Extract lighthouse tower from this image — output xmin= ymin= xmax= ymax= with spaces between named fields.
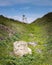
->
xmin=22 ymin=15 xmax=27 ymax=23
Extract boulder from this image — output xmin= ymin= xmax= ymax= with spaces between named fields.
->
xmin=13 ymin=41 xmax=32 ymax=56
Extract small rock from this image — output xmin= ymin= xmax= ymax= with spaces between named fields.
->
xmin=28 ymin=42 xmax=37 ymax=46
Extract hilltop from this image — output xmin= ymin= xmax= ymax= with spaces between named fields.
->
xmin=0 ymin=12 xmax=52 ymax=41
xmin=0 ymin=12 xmax=52 ymax=65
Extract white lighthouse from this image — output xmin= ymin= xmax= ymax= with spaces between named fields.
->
xmin=22 ymin=15 xmax=27 ymax=23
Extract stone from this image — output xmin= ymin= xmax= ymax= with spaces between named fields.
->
xmin=13 ymin=41 xmax=32 ymax=56
xmin=28 ymin=42 xmax=37 ymax=46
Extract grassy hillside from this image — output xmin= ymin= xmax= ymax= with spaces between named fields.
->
xmin=0 ymin=12 xmax=52 ymax=65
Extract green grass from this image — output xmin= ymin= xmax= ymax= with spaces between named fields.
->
xmin=0 ymin=12 xmax=52 ymax=65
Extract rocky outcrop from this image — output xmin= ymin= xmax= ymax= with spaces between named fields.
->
xmin=13 ymin=41 xmax=32 ymax=56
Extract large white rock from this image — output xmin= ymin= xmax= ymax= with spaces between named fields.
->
xmin=13 ymin=41 xmax=32 ymax=56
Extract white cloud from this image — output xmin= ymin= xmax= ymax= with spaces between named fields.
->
xmin=7 ymin=13 xmax=43 ymax=23
xmin=0 ymin=0 xmax=52 ymax=6
xmin=0 ymin=0 xmax=29 ymax=6
xmin=32 ymin=0 xmax=52 ymax=6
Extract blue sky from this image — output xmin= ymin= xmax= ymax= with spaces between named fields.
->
xmin=0 ymin=0 xmax=52 ymax=23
